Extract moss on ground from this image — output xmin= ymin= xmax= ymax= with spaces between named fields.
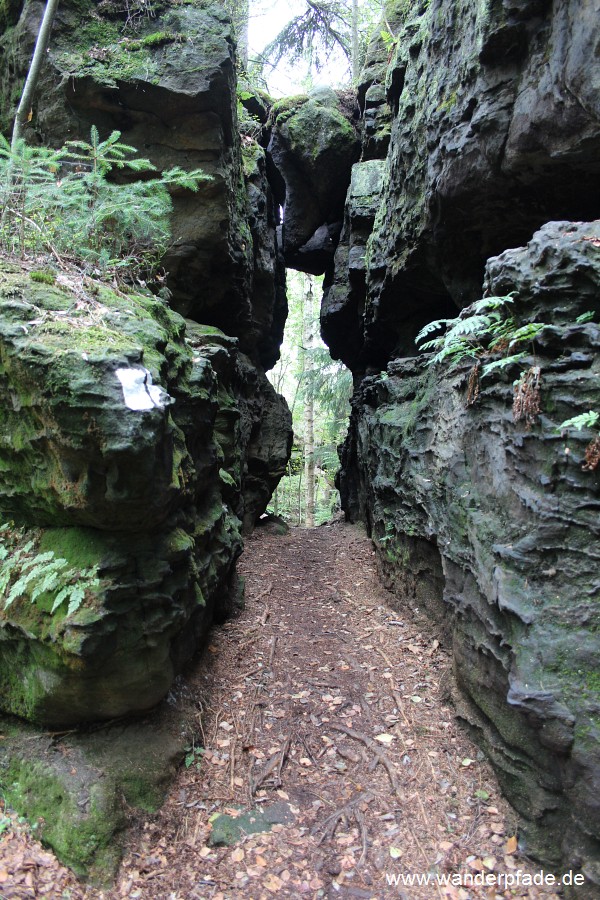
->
xmin=1 ymin=757 xmax=121 ymax=879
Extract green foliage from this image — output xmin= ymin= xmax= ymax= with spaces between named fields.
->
xmin=184 ymin=744 xmax=205 ymax=771
xmin=258 ymin=0 xmax=352 ymax=75
xmin=576 ymin=311 xmax=595 ymax=324
xmin=380 ymin=28 xmax=397 ymax=52
xmin=0 ymin=523 xmax=100 ymax=618
xmin=415 ymin=293 xmax=547 ymax=377
xmin=0 ymin=126 xmax=211 ymax=278
xmin=268 ymin=271 xmax=352 ymax=526
xmin=29 ymin=269 xmax=56 ymax=285
xmin=558 ymin=411 xmax=599 ymax=432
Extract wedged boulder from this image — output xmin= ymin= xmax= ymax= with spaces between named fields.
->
xmin=268 ymin=87 xmax=360 ymax=275
xmin=339 ymin=221 xmax=600 ymax=888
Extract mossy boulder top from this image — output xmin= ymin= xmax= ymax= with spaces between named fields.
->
xmin=269 ymin=89 xmax=360 ymax=274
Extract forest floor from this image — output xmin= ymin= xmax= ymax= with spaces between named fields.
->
xmin=1 ymin=522 xmax=561 ymax=899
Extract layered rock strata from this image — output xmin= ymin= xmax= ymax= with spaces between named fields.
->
xmin=340 ymin=223 xmax=600 ymax=885
xmin=324 ymin=0 xmax=600 ymax=370
xmin=0 ymin=266 xmax=290 ymax=725
xmin=0 ymin=0 xmax=292 ymax=726
xmin=326 ymin=0 xmax=600 ymax=888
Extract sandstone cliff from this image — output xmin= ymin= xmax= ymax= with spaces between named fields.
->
xmin=327 ymin=0 xmax=600 ymax=889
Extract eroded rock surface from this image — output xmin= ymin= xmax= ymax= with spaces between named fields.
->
xmin=325 ymin=0 xmax=600 ymax=371
xmin=340 ymin=223 xmax=600 ymax=885
xmin=0 ymin=266 xmax=290 ymax=725
xmin=0 ymin=0 xmax=286 ymax=369
xmin=325 ymin=0 xmax=600 ymax=888
xmin=0 ymin=0 xmax=292 ymax=732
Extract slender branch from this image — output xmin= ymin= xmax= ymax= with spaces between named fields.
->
xmin=12 ymin=0 xmax=61 ymax=151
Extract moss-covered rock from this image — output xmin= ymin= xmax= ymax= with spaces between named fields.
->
xmin=0 ymin=0 xmax=287 ymax=369
xmin=269 ymin=88 xmax=360 ymax=275
xmin=0 ymin=266 xmax=243 ymax=725
xmin=0 ymin=269 xmax=201 ymax=529
xmin=0 ymin=695 xmax=198 ymax=882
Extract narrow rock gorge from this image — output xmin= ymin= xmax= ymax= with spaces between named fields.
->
xmin=0 ymin=0 xmax=599 ymax=891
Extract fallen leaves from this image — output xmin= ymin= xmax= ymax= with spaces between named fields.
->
xmin=3 ymin=524 xmax=552 ymax=900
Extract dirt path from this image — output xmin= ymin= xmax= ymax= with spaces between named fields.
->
xmin=1 ymin=522 xmax=558 ymax=899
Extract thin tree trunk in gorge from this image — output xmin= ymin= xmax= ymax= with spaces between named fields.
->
xmin=11 ymin=0 xmax=60 ymax=151
xmin=351 ymin=0 xmax=359 ymax=82
xmin=303 ymin=277 xmax=315 ymax=529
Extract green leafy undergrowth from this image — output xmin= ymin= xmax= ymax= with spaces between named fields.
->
xmin=0 ymin=125 xmax=211 ymax=279
xmin=0 ymin=524 xmax=100 ymax=617
xmin=415 ymin=293 xmax=546 ymax=377
xmin=416 ymin=297 xmax=598 ymax=447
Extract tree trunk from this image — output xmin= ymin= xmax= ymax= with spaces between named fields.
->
xmin=11 ymin=0 xmax=60 ymax=151
xmin=226 ymin=0 xmax=249 ymax=69
xmin=238 ymin=0 xmax=250 ymax=68
xmin=303 ymin=277 xmax=315 ymax=528
xmin=351 ymin=0 xmax=359 ymax=82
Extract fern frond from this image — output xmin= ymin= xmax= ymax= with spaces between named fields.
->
xmin=507 ymin=322 xmax=545 ymax=348
xmin=51 ymin=585 xmax=71 ymax=613
xmin=415 ymin=318 xmax=453 ymax=346
xmin=20 ymin=551 xmax=55 ymax=572
xmin=449 ymin=313 xmax=500 ymax=339
xmin=66 ymin=584 xmax=86 ymax=616
xmin=558 ymin=411 xmax=599 ymax=432
xmin=481 ymin=353 xmax=526 ymax=377
xmin=470 ymin=292 xmax=517 ymax=313
xmin=418 ymin=336 xmax=446 ymax=351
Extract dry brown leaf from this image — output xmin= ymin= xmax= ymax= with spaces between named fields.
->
xmin=505 ymin=834 xmax=518 ymax=854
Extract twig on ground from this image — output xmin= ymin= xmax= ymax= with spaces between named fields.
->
xmin=268 ymin=635 xmax=278 ymax=667
xmin=355 ymin=806 xmax=368 ymax=866
xmin=250 ymin=736 xmax=291 ymax=795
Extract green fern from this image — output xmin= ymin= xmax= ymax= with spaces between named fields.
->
xmin=415 ymin=294 xmax=544 ymax=373
xmin=558 ymin=411 xmax=599 ymax=432
xmin=0 ymin=524 xmax=100 ymax=617
xmin=481 ymin=353 xmax=527 ymax=377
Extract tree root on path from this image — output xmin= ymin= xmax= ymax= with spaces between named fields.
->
xmin=329 ymin=723 xmax=403 ymax=799
xmin=311 ymin=791 xmax=373 ymax=864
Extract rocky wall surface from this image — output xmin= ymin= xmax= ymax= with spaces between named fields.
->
xmin=324 ymin=0 xmax=600 ymax=371
xmin=0 ymin=265 xmax=290 ymax=725
xmin=0 ymin=0 xmax=287 ymax=369
xmin=326 ymin=0 xmax=600 ymax=890
xmin=340 ymin=223 xmax=600 ymax=887
xmin=0 ymin=0 xmax=293 ymax=723
xmin=0 ymin=0 xmax=295 ymax=877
